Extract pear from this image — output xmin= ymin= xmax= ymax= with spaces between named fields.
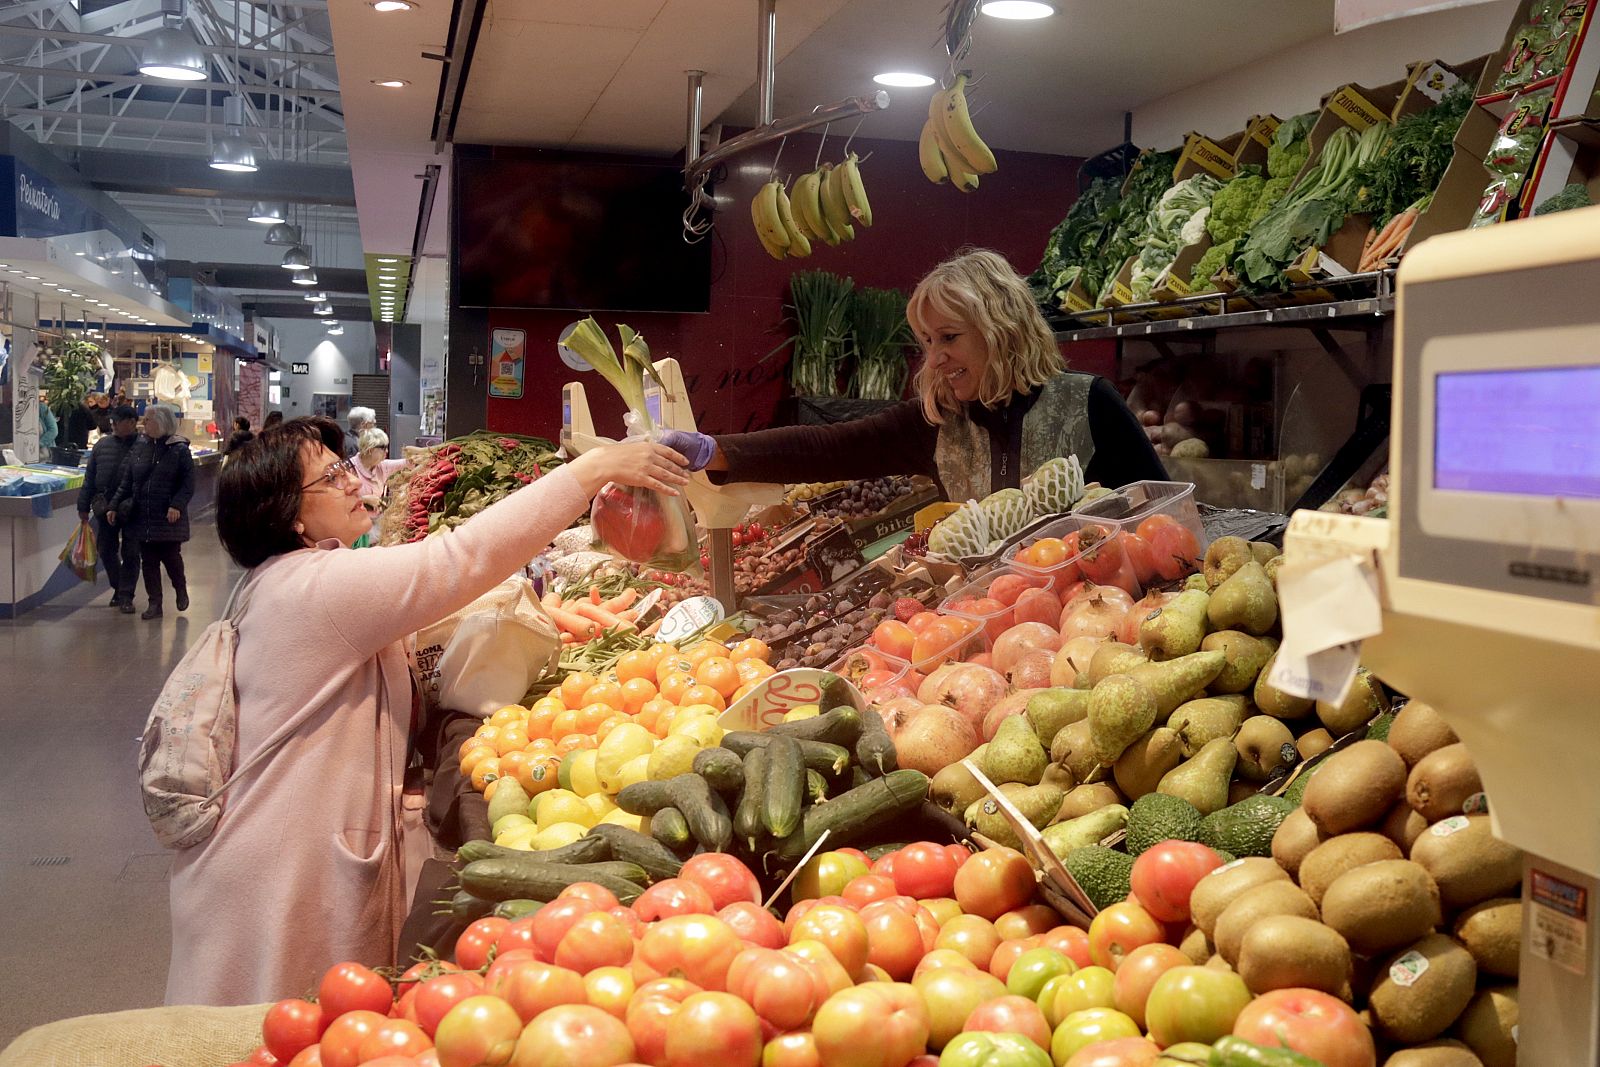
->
xmin=968 ymin=781 xmax=1064 ymax=849
xmin=1263 ymin=554 xmax=1285 ymax=589
xmin=1087 ymin=642 xmax=1147 ymax=686
xmin=1184 ymin=572 xmax=1210 ymax=592
xmin=1056 ymin=782 xmax=1125 ymax=821
xmin=1041 ymin=761 xmax=1076 ymax=792
xmin=1169 ymin=694 xmax=1250 ymax=756
xmin=1027 ymin=688 xmax=1091 ymax=747
xmin=1315 ymin=667 xmax=1386 ymax=735
xmin=931 ymin=760 xmax=986 ymax=814
xmin=1255 ymin=650 xmax=1314 ymax=719
xmin=1157 ymin=737 xmax=1238 ymax=815
xmin=1089 ymin=673 xmax=1159 ymax=764
xmin=1207 ymin=560 xmax=1278 ymax=636
xmin=1139 ymin=588 xmax=1211 ymax=660
xmin=984 ymin=715 xmax=1048 ymax=786
xmin=1042 ymin=803 xmax=1129 ymax=858
xmin=1128 ymin=649 xmax=1228 ymax=716
xmin=1114 ymin=726 xmax=1184 ymax=799
xmin=1050 ymin=718 xmax=1100 ymax=783
xmin=1201 ymin=630 xmax=1278 ymax=695
xmin=1235 ymin=715 xmax=1297 ymax=781
xmin=1204 ymin=536 xmax=1254 ymax=589
xmin=1250 ymin=541 xmax=1281 ymax=564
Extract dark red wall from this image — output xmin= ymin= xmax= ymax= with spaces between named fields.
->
xmin=472 ymin=130 xmax=1101 ymax=442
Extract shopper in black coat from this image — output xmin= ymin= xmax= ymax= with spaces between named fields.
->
xmin=108 ymin=404 xmax=195 ymax=619
xmin=76 ymin=405 xmax=141 ymax=611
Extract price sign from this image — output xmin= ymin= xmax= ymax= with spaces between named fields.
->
xmin=719 ymin=669 xmax=864 ymax=732
xmin=657 ymin=595 xmax=725 ymax=644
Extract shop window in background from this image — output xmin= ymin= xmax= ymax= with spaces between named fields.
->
xmin=313 ymin=393 xmax=351 ymax=422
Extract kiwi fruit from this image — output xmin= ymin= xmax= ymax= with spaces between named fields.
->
xmin=1205 ymin=953 xmax=1235 ymax=972
xmin=1177 ymin=925 xmax=1212 ymax=965
xmin=1237 ymin=914 xmax=1351 ymax=996
xmin=1298 ymin=832 xmax=1404 ymax=906
xmin=1321 ymin=859 xmax=1442 ymax=957
xmin=1296 ymin=727 xmax=1335 ymax=760
xmin=1382 ymin=1039 xmax=1485 ymax=1066
xmin=1056 ymin=781 xmax=1123 ymax=821
xmin=1270 ymin=807 xmax=1328 ymax=879
xmin=1303 ymin=739 xmax=1408 ymax=834
xmin=1452 ymin=898 xmax=1521 ymax=978
xmin=1214 ymin=880 xmax=1320 ymax=965
xmin=1380 ymin=800 xmax=1430 ymax=854
xmin=1388 ymin=700 xmax=1458 ymax=768
xmin=1455 ymin=984 xmax=1517 ymax=1067
xmin=1190 ymin=856 xmax=1290 ymax=937
xmin=1316 ymin=667 xmax=1386 ymax=735
xmin=1369 ymin=933 xmax=1478 ymax=1044
xmin=1406 ymin=743 xmax=1483 ymax=822
xmin=1410 ymin=815 xmax=1523 ymax=910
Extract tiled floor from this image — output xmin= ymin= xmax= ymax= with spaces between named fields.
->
xmin=0 ymin=522 xmax=242 ymax=1045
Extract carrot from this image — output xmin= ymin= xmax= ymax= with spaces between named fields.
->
xmin=617 ymin=608 xmax=640 ymax=623
xmin=541 ymin=591 xmax=563 ymax=611
xmin=573 ymin=601 xmax=628 ymax=629
xmin=1365 ymin=207 xmax=1418 ymax=268
xmin=1360 ymin=223 xmax=1379 ymax=266
xmin=589 ymin=587 xmax=603 ymax=605
xmin=600 ymin=588 xmax=639 ymax=613
xmin=560 ymin=632 xmax=576 ymax=644
xmin=642 ymin=618 xmax=663 ymax=637
xmin=546 ymin=605 xmax=599 ymax=639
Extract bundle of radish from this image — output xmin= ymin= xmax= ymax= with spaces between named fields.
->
xmin=560 ymin=317 xmax=699 ymax=572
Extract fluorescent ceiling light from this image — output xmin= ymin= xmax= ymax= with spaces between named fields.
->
xmin=979 ymin=0 xmax=1054 ymax=17
xmin=313 ymin=304 xmax=333 ymax=316
xmin=303 ymin=291 xmax=328 ymax=301
xmin=138 ymin=25 xmax=207 ymax=81
xmin=376 ymin=256 xmax=399 ymax=263
xmin=247 ymin=201 xmax=287 ymax=224
xmin=372 ymin=79 xmax=409 ymax=88
xmin=872 ymin=72 xmax=935 ymax=88
xmin=328 ymin=326 xmax=344 ymax=335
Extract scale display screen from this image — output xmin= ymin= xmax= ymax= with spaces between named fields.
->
xmin=1435 ymin=365 xmax=1600 ymax=498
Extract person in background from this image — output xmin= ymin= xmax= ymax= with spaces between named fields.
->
xmin=666 ymin=248 xmax=1163 ymax=499
xmin=343 ymin=406 xmax=377 ymax=459
xmin=90 ymin=393 xmax=114 ymax=435
xmin=108 ymin=403 xmax=195 ymax=620
xmin=262 ymin=411 xmax=284 ymax=431
xmin=225 ymin=416 xmax=254 ymax=455
xmin=38 ymin=394 xmax=58 ymax=452
xmin=78 ymin=405 xmax=142 ymax=612
xmin=353 ymin=427 xmax=406 ymax=545
xmin=65 ymin=394 xmax=103 ymax=449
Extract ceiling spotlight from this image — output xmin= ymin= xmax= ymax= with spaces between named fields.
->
xmin=372 ymin=79 xmax=409 ymax=88
xmin=265 ymin=222 xmax=302 ymax=246
xmin=303 ymin=290 xmax=328 ymax=301
xmin=247 ymin=201 xmax=287 ymax=224
xmin=328 ymin=325 xmax=344 ymax=335
xmin=376 ymin=256 xmax=399 ymax=263
xmin=378 ymin=281 xmax=396 ymax=288
xmin=281 ymin=244 xmax=312 ymax=269
xmin=872 ymin=72 xmax=936 ymax=88
xmin=979 ymin=0 xmax=1055 ymax=17
xmin=326 ymin=320 xmax=341 ymax=327
xmin=369 ymin=0 xmax=416 ymax=9
xmin=209 ymin=95 xmax=257 ymax=172
xmin=138 ymin=0 xmax=207 ymax=83
xmin=291 ymin=268 xmax=319 ymax=286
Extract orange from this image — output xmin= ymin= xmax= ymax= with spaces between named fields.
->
xmin=730 ymin=638 xmax=771 ymax=664
xmin=680 ymin=684 xmax=727 ymax=712
xmin=578 ymin=701 xmax=615 ymax=731
xmin=526 ymin=707 xmax=557 ymax=740
xmin=658 ymin=671 xmax=696 ymax=705
xmin=1020 ymin=536 xmax=1069 ymax=569
xmin=584 ymin=681 xmax=627 ymax=713
xmin=683 ymin=641 xmax=730 ymax=668
xmin=615 ymin=649 xmax=658 ymax=684
xmin=488 ymin=705 xmax=525 ymax=727
xmin=460 ymin=745 xmax=497 ymax=777
xmin=469 ymin=756 xmax=502 ymax=792
xmin=654 ymin=707 xmax=678 ymax=737
xmin=694 ymin=657 xmax=740 ymax=699
xmin=732 ymin=682 xmax=757 ymax=703
xmin=620 ymin=677 xmax=658 ymax=715
xmin=595 ymin=714 xmax=629 ymax=741
xmin=559 ymin=671 xmax=600 ymax=709
xmin=736 ymin=659 xmax=775 ymax=685
xmin=655 ymin=655 xmax=695 ymax=685
xmin=636 ymin=697 xmax=672 ymax=733
xmin=493 ymin=726 xmax=530 ymax=757
xmin=525 ymin=737 xmax=556 ymax=755
xmin=459 ymin=736 xmax=494 ymax=761
xmin=551 ymin=707 xmax=583 ymax=740
xmin=473 ymin=724 xmax=503 ymax=747
xmin=530 ymin=695 xmax=567 ymax=718
xmin=522 ymin=754 xmax=560 ymax=795
xmin=556 ymin=733 xmax=594 ymax=756
xmin=499 ymin=750 xmax=534 ymax=788
xmin=647 ymin=642 xmax=678 ymax=663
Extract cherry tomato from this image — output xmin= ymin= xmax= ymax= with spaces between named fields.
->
xmin=262 ymin=999 xmax=324 ymax=1062
xmin=317 ymin=962 xmax=393 ymax=1019
xmin=453 ymin=917 xmax=509 ymax=970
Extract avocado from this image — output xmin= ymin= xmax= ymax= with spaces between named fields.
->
xmin=1366 ymin=710 xmax=1397 ymax=741
xmin=1063 ymin=844 xmax=1135 ymax=911
xmin=1124 ymin=791 xmax=1204 ymax=856
xmin=1198 ymin=794 xmax=1295 ymax=858
xmin=1282 ymin=759 xmax=1322 ymax=806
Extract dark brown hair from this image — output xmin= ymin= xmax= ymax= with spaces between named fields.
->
xmin=216 ymin=416 xmax=345 ymax=568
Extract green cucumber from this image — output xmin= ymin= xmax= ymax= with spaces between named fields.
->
xmin=854 ymin=707 xmax=898 ymax=777
xmin=619 ymin=775 xmax=732 ymax=853
xmin=762 ymin=735 xmax=805 ymax=839
xmin=720 ymin=731 xmax=851 ymax=776
xmin=491 ymin=898 xmax=544 ymax=920
xmin=459 ymin=858 xmax=647 ymax=903
xmin=615 ymin=779 xmax=678 ymax=817
xmin=1209 ymin=1037 xmax=1326 ymax=1067
xmin=445 ymin=888 xmax=495 ymax=921
xmin=735 ymin=746 xmax=769 ymax=850
xmin=586 ymin=823 xmax=685 ymax=882
xmin=455 ymin=835 xmax=609 ymax=866
xmin=819 ymin=672 xmax=854 ymax=713
xmin=776 ymin=769 xmax=931 ymax=861
xmin=649 ymin=806 xmax=693 ymax=854
xmin=864 ymin=841 xmax=907 ymax=861
xmin=805 ymin=768 xmax=829 ymax=805
xmin=765 ymin=705 xmax=864 ymax=747
xmin=705 ymin=787 xmax=734 ymax=853
xmin=692 ymin=747 xmax=745 ymax=793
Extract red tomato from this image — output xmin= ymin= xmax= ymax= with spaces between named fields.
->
xmin=559 ymin=882 xmax=622 ymax=910
xmin=411 ymin=973 xmax=484 ymax=1039
xmin=726 ymin=946 xmax=828 ymax=1030
xmin=317 ymin=1010 xmax=387 ymax=1067
xmin=633 ymin=877 xmax=716 ymax=921
xmin=890 ymin=843 xmax=960 ymax=900
xmin=1088 ymin=900 xmax=1168 ymax=972
xmin=433 ymin=995 xmax=522 ymax=1067
xmin=608 ymin=905 xmax=644 ymax=938
xmin=359 ymin=1058 xmax=421 ymax=1067
xmin=318 ymin=963 xmax=393 ymax=1020
xmin=952 ymin=847 xmax=1037 ymax=920
xmin=843 ymin=873 xmax=900 ymax=908
xmin=1112 ymin=943 xmax=1192 ymax=1030
xmin=396 ymin=961 xmax=460 ymax=997
xmin=262 ymin=999 xmax=324 ymax=1062
xmin=993 ymin=904 xmax=1059 ymax=941
xmin=357 ymin=1020 xmax=433 ymax=1063
xmin=859 ymin=900 xmax=928 ymax=980
xmin=679 ymin=854 xmax=762 ymax=911
xmin=286 ymin=1048 xmax=323 ymax=1067
xmin=783 ymin=940 xmax=856 ymax=999
xmin=961 ymin=994 xmax=1053 ymax=1052
xmin=933 ymin=915 xmax=1001 ymax=969
xmin=453 ymin=918 xmax=509 ymax=971
xmin=717 ymin=901 xmax=786 ymax=949
xmin=553 ymin=910 xmax=636 ymax=973
xmin=636 ymin=914 xmax=743 ymax=991
xmin=1129 ymin=840 xmax=1225 ymax=924
xmin=247 ymin=1046 xmax=280 ymax=1066
xmin=583 ymin=965 xmax=635 ymax=1019
xmin=495 ymin=916 xmax=540 ymax=957
xmin=788 ymin=904 xmax=870 ymax=978
xmin=811 ymin=983 xmax=930 ymax=1067
xmin=624 ymin=978 xmax=702 ymax=1066
xmin=835 ymin=848 xmax=870 ymax=865
xmin=986 ymin=935 xmax=1042 ymax=982
xmin=662 ymin=992 xmax=764 ymax=1067
xmin=530 ymin=897 xmax=601 ymax=961
xmin=509 ymin=1004 xmax=636 ymax=1067
xmin=762 ymin=1031 xmax=822 ymax=1067
xmin=1039 ymin=925 xmax=1093 ymax=969
xmin=1230 ymin=988 xmax=1375 ymax=1067
xmin=943 ymin=844 xmax=972 ymax=869
xmin=870 ymin=853 xmax=897 ymax=878
xmin=483 ymin=958 xmax=587 ymax=1024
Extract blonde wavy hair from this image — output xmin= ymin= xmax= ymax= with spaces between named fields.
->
xmin=908 ymin=247 xmax=1063 ymax=423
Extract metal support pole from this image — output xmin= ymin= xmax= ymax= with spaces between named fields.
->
xmin=709 ymin=527 xmax=738 ymax=614
xmin=756 ymin=0 xmax=776 ymax=126
xmin=685 ymin=70 xmax=704 ymax=167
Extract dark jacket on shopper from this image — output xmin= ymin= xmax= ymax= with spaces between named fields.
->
xmin=76 ymin=432 xmax=137 ymax=520
xmin=110 ymin=434 xmax=195 ymax=542
xmin=224 ymin=429 xmax=254 ymax=455
xmin=65 ymin=405 xmax=97 ymax=449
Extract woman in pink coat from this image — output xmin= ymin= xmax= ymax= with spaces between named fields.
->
xmin=166 ymin=416 xmax=688 ymax=1005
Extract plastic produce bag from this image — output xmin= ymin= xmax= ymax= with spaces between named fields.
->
xmin=589 ymin=413 xmax=699 ymax=571
xmin=409 ymin=576 xmax=561 ymax=718
xmin=59 ymin=519 xmax=96 ymax=582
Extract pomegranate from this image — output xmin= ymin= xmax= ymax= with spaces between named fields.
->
xmin=1051 ymin=636 xmax=1104 ymax=687
xmin=917 ymin=663 xmax=962 ymax=704
xmin=894 ymin=705 xmax=980 ymax=774
xmin=1117 ymin=590 xmax=1179 ymax=646
xmin=877 ymin=697 xmax=925 ymax=738
xmin=922 ymin=663 xmax=1009 ymax=727
xmin=1008 ymin=649 xmax=1054 ymax=691
xmin=981 ymin=688 xmax=1044 ymax=741
xmin=991 ymin=622 xmax=1063 ymax=675
xmin=1060 ymin=586 xmax=1136 ymax=641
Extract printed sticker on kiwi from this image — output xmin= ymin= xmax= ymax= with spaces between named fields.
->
xmin=1463 ymin=792 xmax=1490 ymax=815
xmin=1213 ymin=858 xmax=1247 ymax=876
xmin=1432 ymin=815 xmax=1471 ymax=837
xmin=1388 ymin=950 xmax=1430 ymax=987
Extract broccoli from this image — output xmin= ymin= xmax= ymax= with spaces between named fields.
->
xmin=1533 ymin=182 xmax=1593 ymax=215
xmin=1188 ymin=239 xmax=1238 ymax=292
xmin=1268 ymin=112 xmax=1316 ymax=180
xmin=1207 ymin=168 xmax=1267 ymax=244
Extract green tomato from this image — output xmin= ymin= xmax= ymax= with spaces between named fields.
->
xmin=1006 ymin=947 xmax=1075 ymax=1002
xmin=939 ymin=1031 xmax=1053 ymax=1067
xmin=792 ymin=850 xmax=871 ymax=904
xmin=1047 ymin=965 xmax=1116 ymax=1023
xmin=1050 ymin=1007 xmax=1140 ymax=1065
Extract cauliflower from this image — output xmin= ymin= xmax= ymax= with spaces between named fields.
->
xmin=1207 ymin=170 xmax=1266 ymax=244
xmin=1180 ymin=206 xmax=1212 ymax=246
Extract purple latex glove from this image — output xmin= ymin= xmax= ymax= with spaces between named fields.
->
xmin=657 ymin=428 xmax=716 ymax=472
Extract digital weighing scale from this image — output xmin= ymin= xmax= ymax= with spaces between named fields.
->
xmin=1283 ymin=208 xmax=1600 ymax=1063
xmin=562 ymin=356 xmax=782 ymax=612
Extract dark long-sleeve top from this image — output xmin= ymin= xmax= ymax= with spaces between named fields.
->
xmin=76 ymin=432 xmax=136 ymax=517
xmin=716 ymin=377 xmax=1165 ymax=494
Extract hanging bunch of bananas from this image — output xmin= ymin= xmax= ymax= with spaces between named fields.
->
xmin=751 ymin=155 xmax=872 ymax=260
xmin=920 ymin=73 xmax=997 ymax=192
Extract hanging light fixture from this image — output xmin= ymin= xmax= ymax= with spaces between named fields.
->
xmin=265 ymin=222 xmax=300 ymax=246
xmin=327 ymin=325 xmax=344 ymax=335
xmin=247 ymin=202 xmax=287 ymax=224
xmin=281 ymin=244 xmax=312 ymax=270
xmin=302 ymin=290 xmax=328 ymax=301
xmin=291 ymin=267 xmax=319 ymax=286
xmin=139 ymin=0 xmax=206 ymax=81
xmin=210 ymin=94 xmax=258 ymax=172
xmin=313 ymin=303 xmax=333 ymax=316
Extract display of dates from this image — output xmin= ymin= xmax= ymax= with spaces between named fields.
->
xmin=805 ymin=475 xmax=917 ymax=521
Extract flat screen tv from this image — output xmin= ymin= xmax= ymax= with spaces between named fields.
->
xmin=454 ymin=155 xmax=711 ymax=313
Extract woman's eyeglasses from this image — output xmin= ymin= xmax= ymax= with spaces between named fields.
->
xmin=302 ymin=456 xmax=360 ymax=492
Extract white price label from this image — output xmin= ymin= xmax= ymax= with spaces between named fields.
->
xmin=1388 ymin=950 xmax=1429 ymax=987
xmin=656 ymin=595 xmax=724 ymax=644
xmin=1266 ymin=641 xmax=1362 ymax=705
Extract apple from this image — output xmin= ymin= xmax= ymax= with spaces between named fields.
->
xmin=1087 ymin=900 xmax=1166 ymax=971
xmin=1231 ymin=989 xmax=1376 ymax=1067
xmin=1142 ymin=966 xmax=1253 ymax=1047
xmin=1111 ymin=943 xmax=1190 ymax=1031
xmin=1050 ymin=1008 xmax=1141 ymax=1064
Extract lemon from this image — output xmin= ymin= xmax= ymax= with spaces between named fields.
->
xmin=616 ymin=753 xmax=652 ymax=791
xmin=600 ymin=808 xmax=645 ymax=832
xmin=674 ymin=716 xmax=723 ymax=748
xmin=647 ymin=734 xmax=701 ymax=780
xmin=585 ymin=792 xmax=617 ymax=820
xmin=674 ymin=703 xmax=721 ymax=724
xmin=535 ymin=789 xmax=594 ymax=829
xmin=784 ymin=703 xmax=821 ymax=722
xmin=596 ymin=723 xmax=655 ymax=792
xmin=496 ymin=823 xmax=540 ymax=850
xmin=566 ymin=749 xmax=603 ymax=797
xmin=491 ymin=812 xmax=534 ymax=840
xmin=532 ymin=821 xmax=589 ymax=850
